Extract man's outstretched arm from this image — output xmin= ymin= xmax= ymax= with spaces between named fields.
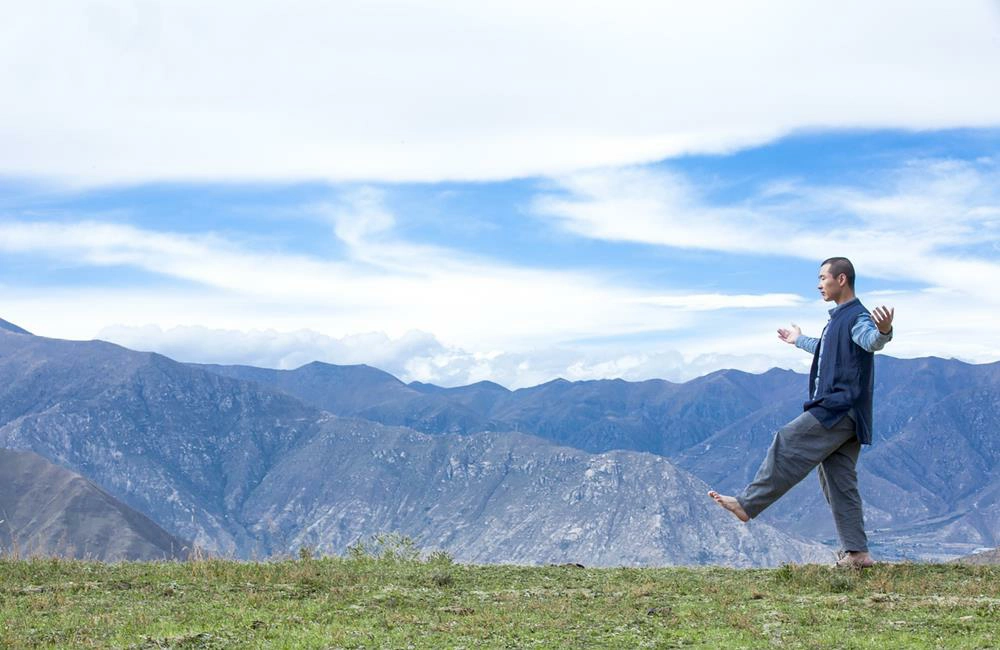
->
xmin=852 ymin=305 xmax=894 ymax=352
xmin=795 ymin=335 xmax=819 ymax=354
xmin=778 ymin=323 xmax=819 ymax=354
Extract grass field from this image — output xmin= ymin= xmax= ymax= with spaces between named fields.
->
xmin=1 ymin=539 xmax=997 ymax=649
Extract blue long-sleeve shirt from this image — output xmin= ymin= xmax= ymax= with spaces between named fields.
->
xmin=795 ymin=300 xmax=893 ymax=399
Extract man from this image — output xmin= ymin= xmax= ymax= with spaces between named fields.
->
xmin=708 ymin=257 xmax=894 ymax=568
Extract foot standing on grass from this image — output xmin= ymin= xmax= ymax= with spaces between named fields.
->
xmin=708 ymin=257 xmax=894 ymax=568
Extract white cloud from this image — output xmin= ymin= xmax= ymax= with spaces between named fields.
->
xmin=636 ymin=294 xmax=806 ymax=311
xmin=533 ymin=159 xmax=1000 ymax=299
xmin=2 ymin=1 xmax=999 ymax=185
xmin=6 ymin=279 xmax=994 ymax=389
xmin=0 ymin=187 xmax=803 ymax=357
xmin=535 ymin=168 xmax=769 ymax=252
xmin=4 ymin=156 xmax=1000 ymax=386
xmin=91 ymin=322 xmax=803 ymax=388
xmin=327 ymin=187 xmax=397 ymax=247
xmin=523 ymin=157 xmax=1000 ymax=374
xmin=0 ymin=219 xmax=357 ymax=297
xmin=96 ymin=323 xmax=448 ymax=374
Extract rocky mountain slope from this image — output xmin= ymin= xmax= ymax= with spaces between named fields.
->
xmin=0 ymin=328 xmax=327 ymax=554
xmin=240 ymin=420 xmax=827 ymax=566
xmin=4 ymin=317 xmax=995 ymax=562
xmin=0 ymin=325 xmax=825 ymax=566
xmin=197 ymin=361 xmax=803 ymax=456
xmin=198 ymin=353 xmax=1000 ymax=560
xmin=0 ymin=448 xmax=189 ymax=560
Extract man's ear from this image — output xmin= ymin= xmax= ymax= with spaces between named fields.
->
xmin=837 ymin=273 xmax=847 ymax=287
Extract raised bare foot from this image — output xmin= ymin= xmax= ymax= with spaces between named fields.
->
xmin=707 ymin=490 xmax=750 ymax=522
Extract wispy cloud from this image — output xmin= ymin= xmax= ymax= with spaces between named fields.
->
xmin=93 ymin=322 xmax=804 ymax=389
xmin=97 ymin=324 xmax=448 ymax=377
xmin=533 ymin=158 xmax=1000 ymax=298
xmin=636 ymin=294 xmax=806 ymax=311
xmin=4 ymin=152 xmax=999 ymax=385
xmin=534 ymin=167 xmax=779 ymax=253
xmin=518 ymin=156 xmax=1000 ymax=373
xmin=2 ymin=2 xmax=999 ymax=185
xmin=0 ymin=219 xmax=354 ymax=296
xmin=0 ymin=189 xmax=800 ymax=358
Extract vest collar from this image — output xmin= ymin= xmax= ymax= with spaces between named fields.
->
xmin=828 ymin=296 xmax=860 ymax=318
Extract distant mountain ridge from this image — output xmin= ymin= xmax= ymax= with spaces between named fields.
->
xmin=2 ymin=316 xmax=996 ymax=562
xmin=196 ymin=354 xmax=1000 ymax=560
xmin=0 ymin=326 xmax=826 ymax=566
xmin=0 ymin=318 xmax=31 ymax=335
xmin=196 ymin=361 xmax=803 ymax=457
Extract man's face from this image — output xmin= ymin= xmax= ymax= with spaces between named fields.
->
xmin=817 ymin=263 xmax=845 ymax=302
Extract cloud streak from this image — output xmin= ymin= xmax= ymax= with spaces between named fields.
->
xmin=2 ymin=2 xmax=999 ymax=185
xmin=0 ymin=188 xmax=804 ymax=359
xmin=3 ymin=147 xmax=999 ymax=385
xmin=93 ymin=322 xmax=806 ymax=389
xmin=636 ymin=294 xmax=806 ymax=311
xmin=533 ymin=158 xmax=1000 ymax=299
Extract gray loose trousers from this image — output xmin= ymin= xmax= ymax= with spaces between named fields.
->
xmin=736 ymin=410 xmax=867 ymax=552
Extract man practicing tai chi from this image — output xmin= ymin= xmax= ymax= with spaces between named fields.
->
xmin=708 ymin=257 xmax=894 ymax=568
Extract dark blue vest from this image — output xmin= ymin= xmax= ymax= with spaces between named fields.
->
xmin=804 ymin=298 xmax=875 ymax=445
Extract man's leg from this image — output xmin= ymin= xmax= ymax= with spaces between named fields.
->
xmin=713 ymin=411 xmax=854 ymax=520
xmin=818 ymin=432 xmax=868 ymax=553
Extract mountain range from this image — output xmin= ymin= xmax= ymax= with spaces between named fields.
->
xmin=201 ymin=355 xmax=1000 ymax=560
xmin=0 ymin=324 xmax=825 ymax=566
xmin=196 ymin=361 xmax=804 ymax=457
xmin=1 ymin=317 xmax=996 ymax=563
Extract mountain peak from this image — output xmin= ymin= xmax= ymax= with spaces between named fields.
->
xmin=0 ymin=318 xmax=32 ymax=335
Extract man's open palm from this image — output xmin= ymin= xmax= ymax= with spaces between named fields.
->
xmin=872 ymin=305 xmax=894 ymax=334
xmin=777 ymin=323 xmax=801 ymax=345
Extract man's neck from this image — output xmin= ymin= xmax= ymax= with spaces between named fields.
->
xmin=834 ymin=290 xmax=857 ymax=306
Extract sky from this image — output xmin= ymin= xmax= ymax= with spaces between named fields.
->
xmin=2 ymin=1 xmax=1000 ymax=388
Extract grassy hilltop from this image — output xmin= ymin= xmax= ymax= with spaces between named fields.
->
xmin=1 ymin=540 xmax=998 ymax=649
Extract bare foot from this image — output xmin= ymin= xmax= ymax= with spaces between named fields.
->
xmin=708 ymin=490 xmax=750 ymax=522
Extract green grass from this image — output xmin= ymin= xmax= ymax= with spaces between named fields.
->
xmin=1 ymin=544 xmax=997 ymax=648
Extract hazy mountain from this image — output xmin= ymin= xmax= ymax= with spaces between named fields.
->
xmin=4 ymin=318 xmax=995 ymax=562
xmin=195 ymin=361 xmax=415 ymax=415
xmin=195 ymin=362 xmax=493 ymax=435
xmin=241 ymin=420 xmax=828 ymax=567
xmin=0 ymin=318 xmax=31 ymax=335
xmin=201 ymin=361 xmax=802 ymax=456
xmin=490 ymin=370 xmax=802 ymax=456
xmin=0 ymin=328 xmax=824 ymax=566
xmin=0 ymin=331 xmax=325 ymax=554
xmin=197 ymin=353 xmax=1000 ymax=561
xmin=0 ymin=448 xmax=189 ymax=560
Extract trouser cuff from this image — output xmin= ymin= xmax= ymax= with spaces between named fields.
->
xmin=735 ymin=495 xmax=758 ymax=520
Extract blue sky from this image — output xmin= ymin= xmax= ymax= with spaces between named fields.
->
xmin=2 ymin=3 xmax=999 ymax=387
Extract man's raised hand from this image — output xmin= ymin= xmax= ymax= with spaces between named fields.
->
xmin=777 ymin=323 xmax=801 ymax=345
xmin=872 ymin=305 xmax=894 ymax=335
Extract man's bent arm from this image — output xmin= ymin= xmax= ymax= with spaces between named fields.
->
xmin=795 ymin=336 xmax=819 ymax=354
xmin=852 ymin=314 xmax=892 ymax=352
